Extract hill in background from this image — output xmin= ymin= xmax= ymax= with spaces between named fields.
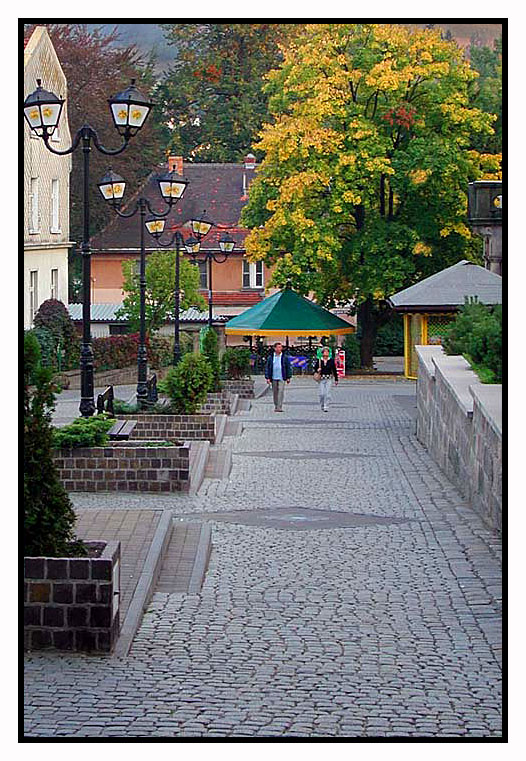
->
xmin=87 ymin=22 xmax=502 ymax=72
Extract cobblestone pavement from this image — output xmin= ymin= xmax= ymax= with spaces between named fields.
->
xmin=24 ymin=379 xmax=502 ymax=739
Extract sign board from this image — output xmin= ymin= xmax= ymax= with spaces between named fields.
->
xmin=335 ymin=349 xmax=346 ymax=378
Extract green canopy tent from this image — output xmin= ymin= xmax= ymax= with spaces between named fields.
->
xmin=224 ymin=287 xmax=354 ymax=337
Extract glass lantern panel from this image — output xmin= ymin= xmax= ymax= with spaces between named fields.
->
xmin=111 ymin=102 xmax=129 ymax=126
xmin=128 ymin=104 xmax=149 ymax=128
xmin=220 ymin=240 xmax=235 ymax=252
xmin=24 ymin=105 xmax=43 ymax=132
xmin=192 ymin=220 xmax=212 ymax=236
xmin=169 ymin=182 xmax=186 ymax=198
xmin=146 ymin=219 xmax=165 ymax=234
xmin=41 ymin=102 xmax=62 ymax=128
xmin=112 ymin=182 xmax=126 ymax=199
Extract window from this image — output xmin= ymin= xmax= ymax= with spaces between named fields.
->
xmin=242 ymin=260 xmax=264 ymax=288
xmin=51 ymin=179 xmax=60 ymax=232
xmin=197 ymin=260 xmax=208 ymax=289
xmin=109 ymin=324 xmax=129 ymax=335
xmin=50 ymin=268 xmax=58 ymax=300
xmin=30 ymin=270 xmax=38 ymax=324
xmin=29 ymin=178 xmax=39 ymax=233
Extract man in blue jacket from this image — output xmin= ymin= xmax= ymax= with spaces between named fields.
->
xmin=264 ymin=342 xmax=292 ymax=412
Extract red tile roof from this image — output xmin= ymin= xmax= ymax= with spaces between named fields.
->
xmin=205 ymin=291 xmax=264 ymax=306
xmin=91 ymin=161 xmax=257 ymax=253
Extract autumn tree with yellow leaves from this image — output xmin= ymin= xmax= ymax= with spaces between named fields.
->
xmin=241 ymin=24 xmax=501 ymax=367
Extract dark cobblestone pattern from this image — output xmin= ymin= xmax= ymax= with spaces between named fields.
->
xmin=120 ymin=413 xmax=217 ymax=444
xmin=24 ymin=379 xmax=501 ymax=738
xmin=24 ymin=542 xmax=120 ymax=653
xmin=416 ymin=348 xmax=502 ymax=533
xmin=54 ymin=444 xmax=190 ymax=493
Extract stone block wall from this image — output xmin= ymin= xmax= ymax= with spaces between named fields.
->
xmin=55 ymin=366 xmax=170 ymax=391
xmin=416 ymin=346 xmax=502 ymax=533
xmin=24 ymin=541 xmax=120 ymax=652
xmin=199 ymin=391 xmax=232 ymax=416
xmin=53 ymin=443 xmax=190 ymax=492
xmin=223 ymin=379 xmax=255 ymax=399
xmin=120 ymin=413 xmax=217 ymax=443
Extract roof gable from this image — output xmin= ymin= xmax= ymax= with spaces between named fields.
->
xmin=91 ymin=162 xmax=256 ymax=252
xmin=389 ymin=260 xmax=502 ymax=309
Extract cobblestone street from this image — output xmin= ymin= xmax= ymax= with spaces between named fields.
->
xmin=24 ymin=379 xmax=502 ymax=738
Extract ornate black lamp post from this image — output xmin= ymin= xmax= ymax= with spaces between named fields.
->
xmin=24 ymin=78 xmax=152 ymax=416
xmin=98 ymin=169 xmax=188 ymax=404
xmin=144 ymin=215 xmax=205 ymax=365
xmin=185 ymin=214 xmax=236 ymax=328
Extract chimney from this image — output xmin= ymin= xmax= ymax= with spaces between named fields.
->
xmin=244 ymin=153 xmax=256 ymax=170
xmin=168 ymin=155 xmax=184 ymax=175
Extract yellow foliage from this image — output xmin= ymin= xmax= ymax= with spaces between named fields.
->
xmin=413 ymin=241 xmax=432 ymax=256
xmin=409 ymin=168 xmax=431 ymax=185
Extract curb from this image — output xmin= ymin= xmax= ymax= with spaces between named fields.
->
xmin=113 ymin=509 xmax=173 ymax=658
xmin=187 ymin=524 xmax=212 ymax=594
xmin=189 ymin=440 xmax=210 ymax=495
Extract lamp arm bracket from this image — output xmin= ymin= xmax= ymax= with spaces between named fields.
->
xmin=42 ymin=128 xmax=82 ymax=156
xmin=91 ymin=128 xmax=130 ymax=156
xmin=145 ymin=199 xmax=171 ymax=218
xmin=113 ymin=203 xmax=139 ymax=219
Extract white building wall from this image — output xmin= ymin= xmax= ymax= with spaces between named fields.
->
xmin=24 ymin=26 xmax=73 ymax=328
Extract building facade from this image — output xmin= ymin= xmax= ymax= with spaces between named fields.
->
xmin=89 ymin=156 xmax=275 ymax=328
xmin=24 ymin=26 xmax=73 ymax=328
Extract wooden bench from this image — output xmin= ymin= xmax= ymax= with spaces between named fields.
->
xmin=108 ymin=419 xmax=137 ymax=441
xmin=96 ymin=386 xmax=115 ymax=417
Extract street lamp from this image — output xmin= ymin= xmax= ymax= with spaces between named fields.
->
xmin=187 ymin=213 xmax=236 ymax=327
xmin=144 ymin=216 xmax=213 ymax=364
xmin=98 ymin=169 xmax=186 ymax=406
xmin=24 ymin=77 xmax=152 ymax=416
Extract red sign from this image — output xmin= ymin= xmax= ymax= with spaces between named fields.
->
xmin=336 ymin=349 xmax=345 ymax=378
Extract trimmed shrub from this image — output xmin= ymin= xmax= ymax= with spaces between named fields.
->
xmin=53 ymin=415 xmax=115 ymax=449
xmin=442 ymin=300 xmax=502 ymax=383
xmin=201 ymin=327 xmax=221 ymax=391
xmin=24 ymin=332 xmax=86 ymax=558
xmin=34 ymin=299 xmax=79 ymax=370
xmin=158 ymin=353 xmax=212 ymax=414
xmin=342 ymin=334 xmax=361 ymax=372
xmin=221 ymin=347 xmax=251 ymax=379
xmin=28 ymin=326 xmax=57 ymax=369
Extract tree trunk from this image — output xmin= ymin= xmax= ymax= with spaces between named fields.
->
xmin=358 ymin=297 xmax=379 ymax=369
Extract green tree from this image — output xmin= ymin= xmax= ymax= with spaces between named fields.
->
xmin=117 ymin=250 xmax=206 ymax=334
xmin=241 ymin=23 xmax=500 ymax=367
xmin=201 ymin=327 xmax=221 ymax=391
xmin=468 ymin=35 xmax=502 ymax=153
xmin=24 ymin=24 xmax=169 ymax=299
xmin=158 ymin=24 xmax=297 ymax=161
xmin=24 ymin=332 xmax=85 ymax=557
xmin=159 ymin=353 xmax=212 ymax=413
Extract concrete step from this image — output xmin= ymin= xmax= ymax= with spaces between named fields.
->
xmin=204 ymin=446 xmax=233 ymax=480
xmin=155 ymin=522 xmax=212 ymax=594
xmin=224 ymin=419 xmax=244 ymax=437
xmin=188 ymin=440 xmax=210 ymax=495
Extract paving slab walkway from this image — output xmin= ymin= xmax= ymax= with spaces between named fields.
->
xmin=24 ymin=378 xmax=502 ymax=739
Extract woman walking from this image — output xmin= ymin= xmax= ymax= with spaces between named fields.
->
xmin=314 ymin=347 xmax=339 ymax=412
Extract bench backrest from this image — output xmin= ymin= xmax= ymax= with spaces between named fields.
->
xmin=96 ymin=385 xmax=115 ymax=417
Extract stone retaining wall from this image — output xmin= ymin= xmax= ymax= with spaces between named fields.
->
xmin=120 ymin=413 xmax=217 ymax=443
xmin=56 ymin=366 xmax=169 ymax=391
xmin=199 ymin=391 xmax=232 ymax=416
xmin=223 ymin=378 xmax=255 ymax=399
xmin=53 ymin=443 xmax=190 ymax=493
xmin=416 ymin=346 xmax=502 ymax=533
xmin=24 ymin=541 xmax=120 ymax=652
